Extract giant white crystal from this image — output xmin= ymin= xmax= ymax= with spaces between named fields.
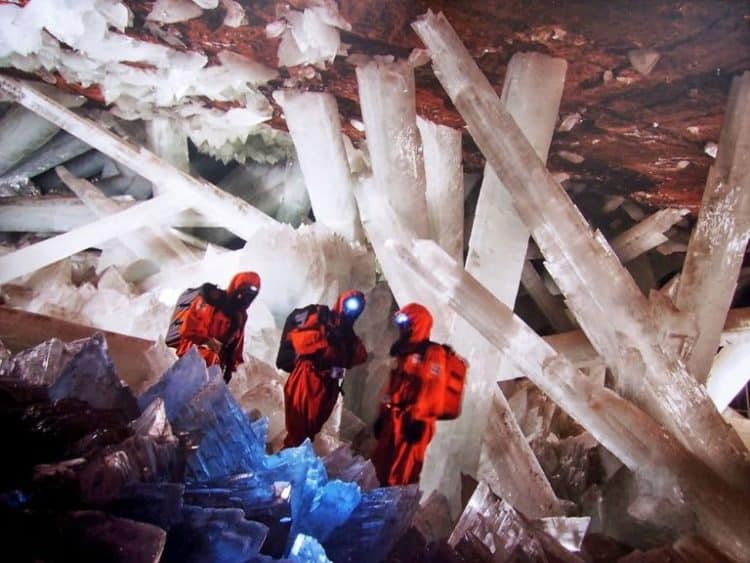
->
xmin=673 ymin=72 xmax=750 ymax=383
xmin=274 ymin=90 xmax=363 ymax=242
xmin=412 ymin=11 xmax=750 ymax=492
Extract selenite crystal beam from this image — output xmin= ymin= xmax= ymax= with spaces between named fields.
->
xmin=520 ymin=261 xmax=575 ymax=332
xmin=673 ymin=72 xmax=750 ymax=383
xmin=0 ymin=105 xmax=60 ymax=175
xmin=145 ymin=116 xmax=190 ymax=198
xmin=388 ymin=238 xmax=750 ymax=562
xmin=355 ymin=59 xmax=431 ymax=239
xmin=420 ymin=51 xmax=566 ymax=518
xmin=610 ymin=208 xmax=690 ymax=264
xmin=0 ymin=132 xmax=90 ymax=187
xmin=0 ymin=85 xmax=86 ymax=176
xmin=0 ymin=76 xmax=275 ymax=242
xmin=274 ymin=90 xmax=363 ymax=242
xmin=55 ymin=166 xmax=197 ymax=267
xmin=0 ymin=193 xmax=187 ymax=284
xmin=416 ymin=116 xmax=463 ymax=262
xmin=353 ymin=176 xmax=451 ymax=341
xmin=0 ymin=197 xmax=220 ymax=232
xmin=706 ymin=340 xmax=750 ymax=412
xmin=412 ymin=11 xmax=750 ymax=492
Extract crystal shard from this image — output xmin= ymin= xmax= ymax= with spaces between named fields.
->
xmin=355 ymin=58 xmax=431 ymax=239
xmin=162 ymin=505 xmax=268 ymax=563
xmin=416 ymin=116 xmax=464 ymax=262
xmin=49 ymin=333 xmax=139 ymax=419
xmin=274 ymin=90 xmax=363 ymax=242
xmin=137 ymin=347 xmax=209 ymax=419
xmin=673 ymin=72 xmax=750 ymax=383
xmin=172 ymin=370 xmax=267 ymax=481
xmin=323 ymin=485 xmax=421 ymax=563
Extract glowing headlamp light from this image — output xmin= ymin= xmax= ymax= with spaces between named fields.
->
xmin=343 ymin=296 xmax=363 ymax=314
xmin=394 ymin=312 xmax=410 ymax=326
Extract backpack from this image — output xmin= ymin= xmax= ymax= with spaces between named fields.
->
xmin=414 ymin=343 xmax=468 ymax=421
xmin=275 ymin=304 xmax=330 ymax=372
xmin=165 ymin=283 xmax=225 ymax=348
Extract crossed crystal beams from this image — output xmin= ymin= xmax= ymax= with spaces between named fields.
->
xmin=412 ymin=10 xmax=750 ymax=493
xmin=352 ymin=53 xmax=566 ymax=520
xmin=0 ymin=76 xmax=275 ymax=285
xmin=421 ymin=51 xmax=568 ymax=519
xmin=54 ymin=165 xmax=198 ymax=274
xmin=673 ymin=72 xmax=750 ymax=383
xmin=388 ymin=237 xmax=750 ymax=562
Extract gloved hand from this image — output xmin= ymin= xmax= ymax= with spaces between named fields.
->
xmin=329 ymin=366 xmax=346 ymax=379
xmin=403 ymin=414 xmax=426 ymax=444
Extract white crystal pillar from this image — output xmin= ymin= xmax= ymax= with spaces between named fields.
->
xmin=388 ymin=237 xmax=750 ymax=562
xmin=55 ymin=166 xmax=197 ymax=267
xmin=610 ymin=208 xmax=690 ymax=264
xmin=673 ymin=72 xmax=750 ymax=383
xmin=0 ymin=105 xmax=59 ymax=175
xmin=706 ymin=341 xmax=750 ymax=412
xmin=145 ymin=116 xmax=190 ymax=196
xmin=0 ymin=76 xmax=275 ymax=242
xmin=273 ymin=90 xmax=363 ymax=242
xmin=0 ymin=193 xmax=187 ymax=283
xmin=356 ymin=59 xmax=431 ymax=239
xmin=353 ymin=176 xmax=452 ymax=341
xmin=416 ymin=116 xmax=464 ymax=261
xmin=420 ymin=52 xmax=567 ymax=518
xmin=412 ymin=11 xmax=750 ymax=492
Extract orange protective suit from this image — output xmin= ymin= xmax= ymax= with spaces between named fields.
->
xmin=176 ymin=272 xmax=260 ymax=379
xmin=371 ymin=303 xmax=440 ymax=486
xmin=283 ymin=290 xmax=368 ymax=448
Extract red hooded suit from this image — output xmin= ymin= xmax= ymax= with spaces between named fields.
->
xmin=283 ymin=290 xmax=368 ymax=448
xmin=371 ymin=303 xmax=441 ymax=486
xmin=176 ymin=272 xmax=260 ymax=377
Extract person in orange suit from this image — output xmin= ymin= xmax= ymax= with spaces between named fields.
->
xmin=176 ymin=271 xmax=260 ymax=383
xmin=371 ymin=303 xmax=442 ymax=486
xmin=283 ymin=290 xmax=368 ymax=448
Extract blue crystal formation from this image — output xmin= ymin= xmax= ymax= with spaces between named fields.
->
xmin=264 ymin=441 xmax=361 ymax=546
xmin=288 ymin=534 xmax=332 ymax=562
xmin=137 ymin=350 xmax=362 ymax=559
xmin=161 ymin=505 xmax=269 ymax=563
xmin=49 ymin=334 xmax=139 ymax=419
xmin=137 ymin=347 xmax=209 ymax=419
xmin=185 ymin=475 xmax=292 ymax=558
xmin=323 ymin=484 xmax=422 ymax=563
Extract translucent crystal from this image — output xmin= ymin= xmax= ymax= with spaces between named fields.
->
xmin=412 ymin=11 xmax=750 ymax=492
xmin=288 ymin=534 xmax=332 ymax=563
xmin=416 ymin=116 xmax=464 ymax=262
xmin=3 ymin=337 xmax=85 ymax=385
xmin=162 ymin=505 xmax=268 ymax=563
xmin=386 ymin=236 xmax=750 ymax=560
xmin=0 ymin=131 xmax=90 ymax=188
xmin=673 ymin=72 xmax=750 ymax=383
xmin=49 ymin=333 xmax=139 ymax=419
xmin=323 ymin=485 xmax=421 ymax=563
xmin=610 ymin=208 xmax=690 ymax=264
xmin=421 ymin=50 xmax=567 ymax=518
xmin=355 ymin=58 xmax=431 ymax=239
xmin=273 ymin=90 xmax=363 ymax=242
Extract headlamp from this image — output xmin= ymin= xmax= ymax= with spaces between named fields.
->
xmin=343 ymin=296 xmax=363 ymax=314
xmin=394 ymin=312 xmax=410 ymax=326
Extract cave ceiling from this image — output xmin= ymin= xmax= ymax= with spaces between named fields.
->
xmin=4 ymin=1 xmax=750 ymax=215
xmin=115 ymin=0 xmax=750 ymax=213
